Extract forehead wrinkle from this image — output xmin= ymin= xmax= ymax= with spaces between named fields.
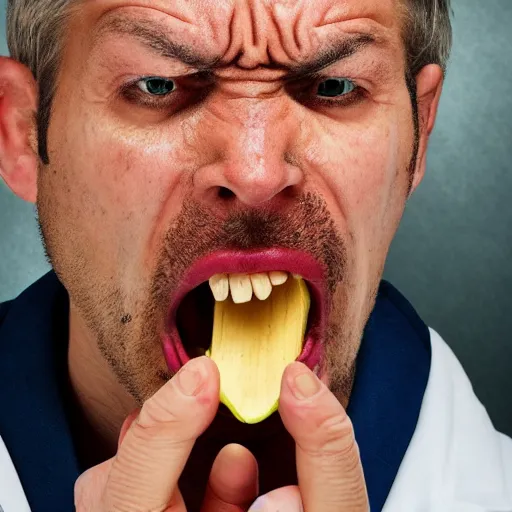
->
xmin=86 ymin=6 xmax=394 ymax=81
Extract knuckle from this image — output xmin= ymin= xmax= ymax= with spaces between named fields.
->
xmin=74 ymin=469 xmax=103 ymax=511
xmin=130 ymin=396 xmax=196 ymax=448
xmin=318 ymin=411 xmax=356 ymax=454
xmin=301 ymin=411 xmax=358 ymax=461
xmin=137 ymin=392 xmax=180 ymax=430
xmin=123 ymin=391 xmax=203 ymax=449
xmin=74 ymin=476 xmax=87 ymax=510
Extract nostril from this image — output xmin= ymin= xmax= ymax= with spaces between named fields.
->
xmin=218 ymin=186 xmax=236 ymax=200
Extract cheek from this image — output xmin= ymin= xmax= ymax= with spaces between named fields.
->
xmin=305 ymin=111 xmax=410 ymax=239
xmin=47 ymin=101 xmax=198 ymax=278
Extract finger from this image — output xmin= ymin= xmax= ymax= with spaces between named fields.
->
xmin=202 ymin=444 xmax=259 ymax=512
xmin=248 ymin=486 xmax=302 ymax=512
xmin=278 ymin=362 xmax=369 ymax=512
xmin=103 ymin=356 xmax=220 ymax=511
xmin=76 ymin=408 xmax=140 ymax=510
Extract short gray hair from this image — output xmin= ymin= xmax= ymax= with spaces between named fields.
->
xmin=6 ymin=0 xmax=76 ymax=164
xmin=6 ymin=0 xmax=452 ymax=165
xmin=404 ymin=0 xmax=453 ymax=77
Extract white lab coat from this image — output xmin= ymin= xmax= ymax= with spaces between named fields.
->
xmin=0 ymin=328 xmax=511 ymax=511
xmin=383 ymin=329 xmax=512 ymax=511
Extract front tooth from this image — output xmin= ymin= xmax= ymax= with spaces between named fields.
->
xmin=209 ymin=273 xmax=229 ymax=301
xmin=250 ymin=273 xmax=272 ymax=300
xmin=229 ymin=273 xmax=253 ymax=303
xmin=269 ymin=271 xmax=288 ymax=286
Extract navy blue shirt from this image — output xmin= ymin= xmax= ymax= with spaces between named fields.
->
xmin=0 ymin=271 xmax=431 ymax=511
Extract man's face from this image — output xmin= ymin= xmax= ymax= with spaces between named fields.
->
xmin=38 ymin=0 xmax=419 ymax=405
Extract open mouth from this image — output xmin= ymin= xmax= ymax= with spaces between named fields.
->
xmin=162 ymin=249 xmax=327 ymax=375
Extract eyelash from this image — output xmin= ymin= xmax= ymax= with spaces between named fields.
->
xmin=119 ymin=75 xmax=366 ymax=110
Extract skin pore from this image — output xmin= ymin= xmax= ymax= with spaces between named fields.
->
xmin=0 ymin=0 xmax=443 ymax=507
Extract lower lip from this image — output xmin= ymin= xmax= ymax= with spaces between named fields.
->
xmin=161 ymin=249 xmax=326 ymax=374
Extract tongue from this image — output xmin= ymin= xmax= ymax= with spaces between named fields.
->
xmin=206 ymin=276 xmax=310 ymax=424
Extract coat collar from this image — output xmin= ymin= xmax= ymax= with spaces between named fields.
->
xmin=0 ymin=271 xmax=431 ymax=511
xmin=0 ymin=272 xmax=80 ymax=510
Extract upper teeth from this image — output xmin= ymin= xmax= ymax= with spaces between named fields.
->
xmin=208 ymin=273 xmax=230 ymax=301
xmin=250 ymin=273 xmax=272 ymax=300
xmin=209 ymin=271 xmax=290 ymax=303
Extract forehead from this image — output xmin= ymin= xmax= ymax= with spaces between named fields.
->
xmin=88 ymin=0 xmax=400 ymax=20
xmin=76 ymin=0 xmax=403 ymax=70
xmin=87 ymin=0 xmax=399 ymax=21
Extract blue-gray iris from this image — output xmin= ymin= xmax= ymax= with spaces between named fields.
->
xmin=317 ymin=78 xmax=355 ymax=97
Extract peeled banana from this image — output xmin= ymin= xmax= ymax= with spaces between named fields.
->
xmin=206 ymin=276 xmax=310 ymax=424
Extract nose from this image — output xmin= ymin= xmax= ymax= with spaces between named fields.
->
xmin=192 ymin=99 xmax=304 ymax=209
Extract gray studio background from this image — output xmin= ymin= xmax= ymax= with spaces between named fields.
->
xmin=1 ymin=1 xmax=511 ymax=435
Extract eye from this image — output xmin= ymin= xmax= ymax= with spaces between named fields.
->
xmin=136 ymin=77 xmax=176 ymax=96
xmin=316 ymin=78 xmax=356 ymax=98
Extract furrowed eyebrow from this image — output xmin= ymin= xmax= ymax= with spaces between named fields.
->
xmin=93 ymin=16 xmax=220 ymax=69
xmin=93 ymin=15 xmax=379 ymax=78
xmin=285 ymin=33 xmax=378 ymax=80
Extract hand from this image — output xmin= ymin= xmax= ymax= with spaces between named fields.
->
xmin=248 ymin=362 xmax=369 ymax=512
xmin=74 ymin=356 xmax=258 ymax=511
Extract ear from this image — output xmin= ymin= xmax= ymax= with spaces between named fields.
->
xmin=0 ymin=56 xmax=39 ymax=203
xmin=408 ymin=64 xmax=444 ymax=196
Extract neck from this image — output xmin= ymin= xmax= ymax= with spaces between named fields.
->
xmin=67 ymin=305 xmax=137 ymax=468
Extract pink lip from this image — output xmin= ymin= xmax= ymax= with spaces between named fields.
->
xmin=162 ymin=248 xmax=328 ymax=373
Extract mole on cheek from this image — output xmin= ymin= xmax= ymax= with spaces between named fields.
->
xmin=121 ymin=314 xmax=132 ymax=325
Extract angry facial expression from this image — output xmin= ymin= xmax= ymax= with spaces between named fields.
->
xmin=37 ymin=0 xmax=423 ymax=410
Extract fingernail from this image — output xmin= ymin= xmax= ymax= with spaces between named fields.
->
xmin=176 ymin=360 xmax=204 ymax=396
xmin=292 ymin=370 xmax=321 ymax=400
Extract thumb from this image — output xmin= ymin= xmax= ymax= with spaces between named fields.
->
xmin=279 ymin=362 xmax=369 ymax=512
xmin=117 ymin=409 xmax=139 ymax=448
xmin=75 ymin=357 xmax=221 ymax=512
xmin=105 ymin=356 xmax=220 ymax=510
xmin=75 ymin=458 xmax=113 ymax=510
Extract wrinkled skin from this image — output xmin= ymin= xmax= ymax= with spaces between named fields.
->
xmin=0 ymin=0 xmax=443 ymax=507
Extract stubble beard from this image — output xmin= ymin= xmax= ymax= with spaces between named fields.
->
xmin=38 ymin=190 xmax=364 ymax=405
xmin=37 ymin=128 xmax=418 ymax=411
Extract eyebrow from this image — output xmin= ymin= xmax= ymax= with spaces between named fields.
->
xmin=94 ymin=15 xmax=380 ymax=79
xmin=94 ymin=16 xmax=221 ymax=69
xmin=287 ymin=33 xmax=377 ymax=79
